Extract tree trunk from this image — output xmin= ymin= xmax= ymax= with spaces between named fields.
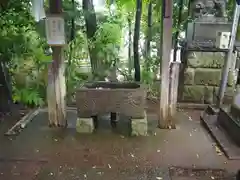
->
xmin=82 ymin=0 xmax=99 ymax=79
xmin=157 ymin=0 xmax=163 ymax=76
xmin=66 ymin=0 xmax=76 ymax=81
xmin=133 ymin=0 xmax=142 ymax=82
xmin=173 ymin=0 xmax=183 ymax=62
xmin=145 ymin=0 xmax=152 ymax=72
xmin=146 ymin=0 xmax=152 ymax=59
xmin=0 ymin=0 xmax=11 ymax=114
xmin=128 ymin=15 xmax=132 ymax=76
xmin=0 ymin=61 xmax=12 ymax=113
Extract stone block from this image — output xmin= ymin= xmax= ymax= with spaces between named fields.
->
xmin=184 ymin=68 xmax=195 ymax=85
xmin=76 ymin=117 xmax=94 ymax=133
xmin=187 ymin=52 xmax=225 ymax=68
xmin=213 ymin=87 xmax=235 ymax=104
xmin=203 ymin=86 xmax=214 ymax=104
xmin=194 ymin=68 xmax=221 ymax=86
xmin=131 ymin=112 xmax=148 ymax=136
xmin=182 ymin=85 xmax=205 ymax=103
xmin=227 ymin=70 xmax=237 ymax=87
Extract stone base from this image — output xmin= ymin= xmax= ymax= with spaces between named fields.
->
xmin=217 ymin=108 xmax=240 ymax=146
xmin=131 ymin=113 xmax=148 ymax=136
xmin=76 ymin=117 xmax=94 ymax=133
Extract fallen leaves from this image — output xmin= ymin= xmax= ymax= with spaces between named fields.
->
xmin=130 ymin=153 xmax=135 ymax=158
xmin=214 ymin=145 xmax=223 ymax=156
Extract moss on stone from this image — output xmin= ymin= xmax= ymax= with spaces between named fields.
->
xmin=131 ymin=112 xmax=148 ymax=136
xmin=184 ymin=68 xmax=195 ymax=85
xmin=76 ymin=118 xmax=94 ymax=133
xmin=187 ymin=52 xmax=225 ymax=68
xmin=182 ymin=85 xmax=204 ymax=103
xmin=203 ymin=86 xmax=214 ymax=104
xmin=194 ymin=68 xmax=221 ymax=86
xmin=227 ymin=71 xmax=236 ymax=87
xmin=213 ymin=87 xmax=235 ymax=104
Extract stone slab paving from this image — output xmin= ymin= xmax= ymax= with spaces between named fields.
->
xmin=0 ymin=161 xmax=45 ymax=180
xmin=0 ymin=109 xmax=239 ymax=179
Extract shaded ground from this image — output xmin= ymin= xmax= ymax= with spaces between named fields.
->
xmin=0 ymin=102 xmax=239 ymax=180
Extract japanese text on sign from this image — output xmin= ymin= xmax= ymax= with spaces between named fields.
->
xmin=45 ymin=16 xmax=66 ymax=46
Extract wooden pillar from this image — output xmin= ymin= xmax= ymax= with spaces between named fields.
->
xmin=168 ymin=61 xmax=180 ymax=129
xmin=47 ymin=0 xmax=67 ymax=127
xmin=159 ymin=0 xmax=173 ymax=128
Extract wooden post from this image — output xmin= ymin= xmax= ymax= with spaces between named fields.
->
xmin=47 ymin=0 xmax=67 ymax=127
xmin=159 ymin=0 xmax=173 ymax=128
xmin=168 ymin=61 xmax=180 ymax=128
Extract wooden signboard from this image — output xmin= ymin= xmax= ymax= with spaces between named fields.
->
xmin=45 ymin=15 xmax=66 ymax=46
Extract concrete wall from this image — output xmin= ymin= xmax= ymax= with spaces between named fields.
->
xmin=179 ymin=52 xmax=237 ymax=104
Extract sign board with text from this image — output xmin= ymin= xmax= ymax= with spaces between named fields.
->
xmin=45 ymin=16 xmax=66 ymax=46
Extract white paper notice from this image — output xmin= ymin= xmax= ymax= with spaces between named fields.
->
xmin=45 ymin=16 xmax=66 ymax=46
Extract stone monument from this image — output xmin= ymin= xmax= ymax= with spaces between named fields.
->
xmin=179 ymin=0 xmax=236 ymax=104
xmin=191 ymin=0 xmax=227 ymax=19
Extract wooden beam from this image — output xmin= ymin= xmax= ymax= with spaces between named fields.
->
xmin=159 ymin=0 xmax=173 ymax=128
xmin=47 ymin=0 xmax=67 ymax=127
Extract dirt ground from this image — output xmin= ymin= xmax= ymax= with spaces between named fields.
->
xmin=0 ymin=102 xmax=239 ymax=180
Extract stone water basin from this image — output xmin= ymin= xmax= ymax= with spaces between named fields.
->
xmin=75 ymin=82 xmax=148 ymax=136
xmin=76 ymin=81 xmax=146 ymax=118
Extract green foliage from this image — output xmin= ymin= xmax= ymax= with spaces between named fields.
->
xmin=1 ymin=0 xmax=236 ymax=107
xmin=10 ymin=31 xmax=51 ymax=107
xmin=0 ymin=0 xmax=35 ymax=60
xmin=13 ymin=88 xmax=44 ymax=107
xmin=93 ymin=22 xmax=122 ymax=64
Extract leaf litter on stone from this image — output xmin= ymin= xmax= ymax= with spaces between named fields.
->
xmin=214 ymin=145 xmax=223 ymax=156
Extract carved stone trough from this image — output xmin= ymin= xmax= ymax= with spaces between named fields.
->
xmin=76 ymin=81 xmax=147 ymax=136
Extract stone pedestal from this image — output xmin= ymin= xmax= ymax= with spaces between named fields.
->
xmin=131 ymin=112 xmax=148 ymax=136
xmin=179 ymin=52 xmax=236 ymax=104
xmin=76 ymin=117 xmax=94 ymax=133
xmin=217 ymin=93 xmax=240 ymax=146
xmin=230 ymin=93 xmax=240 ymax=119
